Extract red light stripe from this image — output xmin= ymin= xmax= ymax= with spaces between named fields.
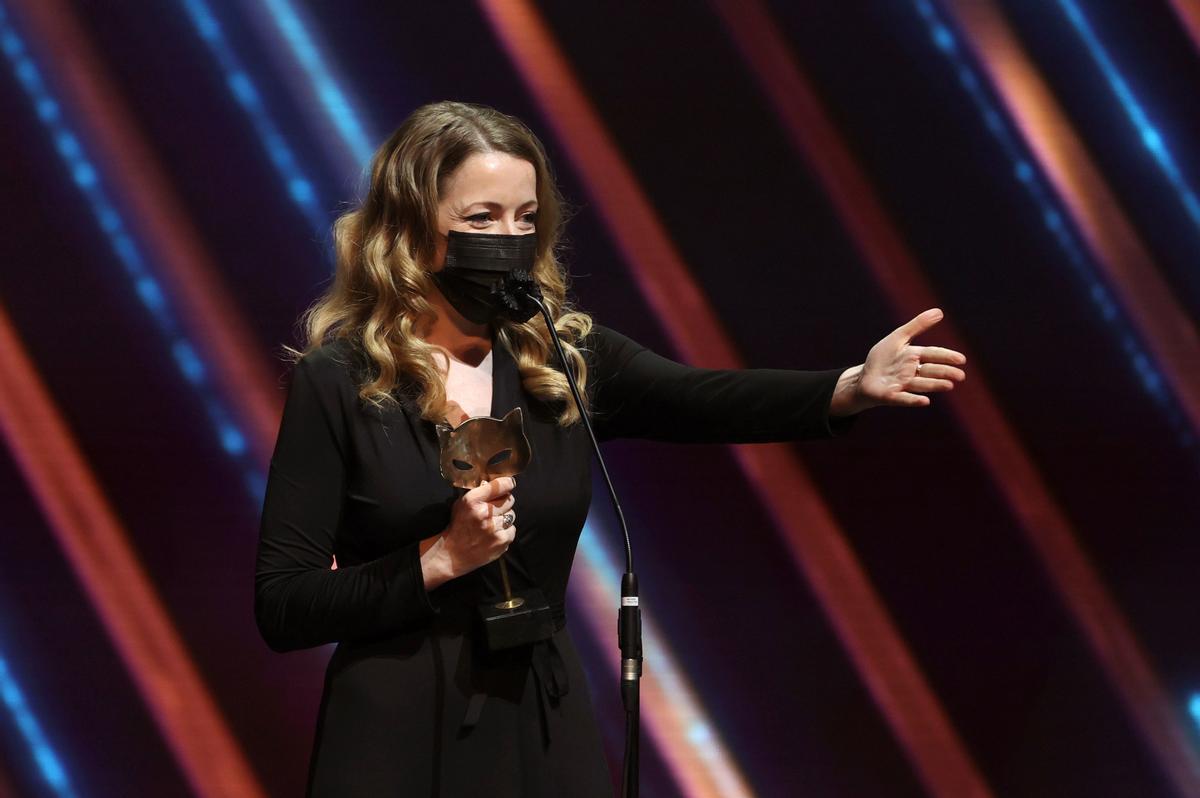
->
xmin=0 ymin=303 xmax=265 ymax=798
xmin=11 ymin=0 xmax=284 ymax=468
xmin=476 ymin=2 xmax=992 ymax=796
xmin=1167 ymin=0 xmax=1200 ymax=57
xmin=5 ymin=0 xmax=280 ymax=792
xmin=713 ymin=1 xmax=1200 ymax=795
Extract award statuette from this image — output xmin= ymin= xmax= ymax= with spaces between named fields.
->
xmin=436 ymin=407 xmax=555 ymax=650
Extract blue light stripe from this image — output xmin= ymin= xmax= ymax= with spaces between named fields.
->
xmin=1056 ymin=0 xmax=1200 ymax=233
xmin=0 ymin=654 xmax=80 ymax=798
xmin=1189 ymin=692 xmax=1200 ymax=733
xmin=0 ymin=2 xmax=265 ymax=501
xmin=912 ymin=0 xmax=1194 ymax=453
xmin=258 ymin=0 xmax=375 ymax=168
xmin=575 ymin=521 xmax=754 ymax=796
xmin=177 ymin=0 xmax=330 ymax=237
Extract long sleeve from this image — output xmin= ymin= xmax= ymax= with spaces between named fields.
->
xmin=254 ymin=349 xmax=436 ymax=652
xmin=585 ymin=324 xmax=856 ymax=444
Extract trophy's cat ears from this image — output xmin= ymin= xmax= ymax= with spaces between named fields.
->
xmin=439 ymin=405 xmax=518 ymax=429
xmin=437 ymin=407 xmax=522 ymax=444
xmin=436 ymin=424 xmax=452 ymax=447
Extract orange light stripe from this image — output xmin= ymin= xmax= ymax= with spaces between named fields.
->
xmin=946 ymin=0 xmax=1200 ymax=433
xmin=1167 ymin=0 xmax=1200 ymax=57
xmin=12 ymin=0 xmax=284 ymax=468
xmin=713 ymin=1 xmax=1200 ymax=795
xmin=478 ymin=3 xmax=739 ymax=370
xmin=476 ymin=2 xmax=991 ymax=796
xmin=571 ymin=530 xmax=755 ymax=798
xmin=7 ymin=0 xmax=279 ymax=791
xmin=0 ymin=303 xmax=265 ymax=798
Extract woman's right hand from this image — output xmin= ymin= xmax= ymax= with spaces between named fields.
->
xmin=421 ymin=477 xmax=517 ymax=590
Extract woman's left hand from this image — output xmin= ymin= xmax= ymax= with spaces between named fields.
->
xmin=830 ymin=308 xmax=967 ymax=416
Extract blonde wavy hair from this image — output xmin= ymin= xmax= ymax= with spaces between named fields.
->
xmin=291 ymin=101 xmax=592 ymax=426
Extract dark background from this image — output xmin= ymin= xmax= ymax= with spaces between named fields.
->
xmin=1 ymin=1 xmax=1198 ymax=796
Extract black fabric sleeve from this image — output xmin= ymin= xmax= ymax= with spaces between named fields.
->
xmin=584 ymin=324 xmax=857 ymax=444
xmin=254 ymin=351 xmax=436 ymax=652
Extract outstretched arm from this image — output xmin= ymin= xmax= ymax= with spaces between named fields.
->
xmin=586 ymin=325 xmax=854 ymax=444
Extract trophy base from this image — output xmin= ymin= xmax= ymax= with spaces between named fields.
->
xmin=477 ymin=587 xmax=555 ymax=651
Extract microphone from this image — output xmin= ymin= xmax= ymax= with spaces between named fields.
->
xmin=491 ymin=269 xmax=542 ymax=324
xmin=508 ymin=273 xmax=643 ymax=798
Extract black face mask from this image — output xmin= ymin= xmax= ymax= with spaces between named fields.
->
xmin=431 ymin=230 xmax=541 ymax=325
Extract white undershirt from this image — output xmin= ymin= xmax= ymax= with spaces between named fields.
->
xmin=437 ymin=347 xmax=494 ymax=420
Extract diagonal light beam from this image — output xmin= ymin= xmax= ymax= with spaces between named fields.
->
xmin=8 ymin=0 xmax=284 ymax=474
xmin=713 ymin=1 xmax=1200 ymax=795
xmin=232 ymin=0 xmax=377 ymax=180
xmin=0 ymin=302 xmax=265 ymax=798
xmin=1054 ymin=0 xmax=1200 ymax=232
xmin=178 ymin=0 xmax=332 ymax=240
xmin=1167 ymin=0 xmax=1200 ymax=57
xmin=574 ymin=524 xmax=755 ymax=798
xmin=0 ymin=652 xmax=78 ymax=798
xmin=941 ymin=0 xmax=1200 ymax=444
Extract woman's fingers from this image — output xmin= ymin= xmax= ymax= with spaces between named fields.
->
xmin=466 ymin=476 xmax=516 ymax=504
xmin=488 ymin=493 xmax=516 ymax=515
xmin=857 ymin=309 xmax=968 ymax=411
xmin=441 ymin=477 xmax=522 ymax=578
xmin=895 ymin=308 xmax=944 ymax=342
xmin=908 ymin=376 xmax=956 ymax=393
xmin=914 ymin=345 xmax=966 ymax=365
xmin=915 ymin=363 xmax=966 ymax=383
xmin=890 ymin=391 xmax=931 ymax=407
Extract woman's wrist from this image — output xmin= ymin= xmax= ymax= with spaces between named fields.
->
xmin=829 ymin=364 xmax=872 ymax=417
xmin=420 ymin=534 xmax=454 ymax=590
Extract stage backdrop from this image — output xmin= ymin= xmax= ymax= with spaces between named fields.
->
xmin=1 ymin=1 xmax=1199 ymax=796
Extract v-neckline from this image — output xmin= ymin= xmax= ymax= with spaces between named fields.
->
xmin=417 ymin=331 xmax=520 ymax=424
xmin=442 ymin=346 xmax=494 ymax=372
xmin=488 ymin=332 xmax=520 ymax=420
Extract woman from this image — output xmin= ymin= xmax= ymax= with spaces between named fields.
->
xmin=255 ymin=100 xmax=966 ymax=797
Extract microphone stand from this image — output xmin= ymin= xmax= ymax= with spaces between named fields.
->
xmin=527 ymin=294 xmax=642 ymax=798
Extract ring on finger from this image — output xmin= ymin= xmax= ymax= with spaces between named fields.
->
xmin=501 ymin=512 xmax=515 ymax=530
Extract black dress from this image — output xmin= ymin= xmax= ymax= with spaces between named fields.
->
xmin=255 ymin=323 xmax=851 ymax=797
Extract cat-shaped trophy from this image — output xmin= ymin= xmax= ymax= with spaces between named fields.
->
xmin=436 ymin=407 xmax=555 ymax=650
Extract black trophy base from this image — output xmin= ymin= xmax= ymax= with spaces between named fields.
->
xmin=477 ymin=587 xmax=555 ymax=650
